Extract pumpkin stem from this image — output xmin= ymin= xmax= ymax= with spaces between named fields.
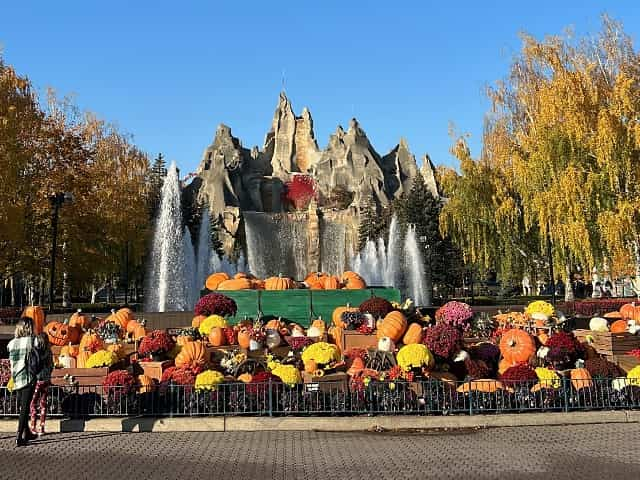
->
xmin=508 ymin=339 xmax=516 ymax=347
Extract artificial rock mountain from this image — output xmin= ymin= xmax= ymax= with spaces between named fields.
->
xmin=185 ymin=92 xmax=439 ymax=256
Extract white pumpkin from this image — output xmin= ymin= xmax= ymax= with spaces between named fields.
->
xmin=628 ymin=321 xmax=640 ymax=335
xmin=291 ymin=327 xmax=305 ymax=337
xmin=589 ymin=317 xmax=609 ymax=332
xmin=306 ymin=326 xmax=322 ymax=338
xmin=532 ymin=312 xmax=549 ymax=322
xmin=377 ymin=336 xmax=395 ymax=352
xmin=453 ymin=350 xmax=470 ymax=362
xmin=537 ymin=346 xmax=550 ymax=359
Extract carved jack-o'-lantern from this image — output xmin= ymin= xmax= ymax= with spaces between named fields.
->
xmin=44 ymin=321 xmax=81 ymax=347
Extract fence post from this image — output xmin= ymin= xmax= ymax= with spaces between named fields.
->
xmin=268 ymin=378 xmax=273 ymax=417
xmin=563 ymin=376 xmax=569 ymax=413
xmin=468 ymin=380 xmax=473 ymax=415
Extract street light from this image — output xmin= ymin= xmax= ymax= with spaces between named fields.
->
xmin=49 ymin=192 xmax=74 ymax=312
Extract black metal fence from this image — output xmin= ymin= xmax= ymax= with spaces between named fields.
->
xmin=1 ymin=378 xmax=639 ymax=418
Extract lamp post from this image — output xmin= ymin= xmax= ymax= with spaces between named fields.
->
xmin=48 ymin=192 xmax=74 ymax=312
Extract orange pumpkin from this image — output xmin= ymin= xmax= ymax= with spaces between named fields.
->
xmin=237 ymin=373 xmax=253 ymax=383
xmin=177 ymin=335 xmax=194 ymax=346
xmin=265 ymin=319 xmax=284 ymax=330
xmin=107 ymin=309 xmax=133 ymax=331
xmin=341 ymin=271 xmax=366 ymax=289
xmin=604 ymin=311 xmax=622 ymax=320
xmin=137 ymin=374 xmax=155 ymax=393
xmin=21 ymin=306 xmax=45 ymax=334
xmin=217 ymin=278 xmax=252 ymax=290
xmin=251 ymin=279 xmax=265 ymax=290
xmin=234 ymin=272 xmax=250 ymax=279
xmin=174 ymin=341 xmax=207 ymax=370
xmin=304 ymin=360 xmax=318 ymax=374
xmin=620 ymin=303 xmax=640 ymax=322
xmin=305 ymin=272 xmax=327 ymax=290
xmin=264 ymin=275 xmax=296 ymax=290
xmin=76 ymin=349 xmax=91 ymax=368
xmin=69 ymin=310 xmax=90 ymax=330
xmin=132 ymin=325 xmax=146 ymax=341
xmin=237 ymin=329 xmax=251 ymax=349
xmin=402 ymin=323 xmax=423 ymax=344
xmin=192 ymin=315 xmax=206 ymax=328
xmin=126 ymin=320 xmax=141 ymax=334
xmin=311 ymin=318 xmax=326 ymax=336
xmin=610 ymin=319 xmax=628 ymax=333
xmin=205 ymin=272 xmax=230 ymax=290
xmin=328 ymin=325 xmax=344 ymax=354
xmin=498 ymin=358 xmax=514 ymax=375
xmin=80 ymin=332 xmax=103 ymax=351
xmin=376 ymin=311 xmax=407 ymax=342
xmin=44 ymin=321 xmax=81 ymax=347
xmin=60 ymin=344 xmax=80 ymax=357
xmin=570 ymin=368 xmax=593 ymax=390
xmin=107 ymin=343 xmax=124 ymax=359
xmin=499 ymin=330 xmax=535 ymax=365
xmin=321 ymin=275 xmax=341 ymax=290
xmin=209 ymin=327 xmax=226 ymax=347
xmin=332 ymin=305 xmax=358 ymax=327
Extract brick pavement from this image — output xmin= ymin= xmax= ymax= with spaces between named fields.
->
xmin=0 ymin=423 xmax=639 ymax=479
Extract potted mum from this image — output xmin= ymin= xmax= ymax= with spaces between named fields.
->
xmin=139 ymin=330 xmax=176 ymax=361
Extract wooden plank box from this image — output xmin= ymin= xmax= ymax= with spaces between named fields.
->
xmin=140 ymin=360 xmax=173 ymax=381
xmin=574 ymin=329 xmax=640 ymax=356
xmin=342 ymin=331 xmax=378 ymax=352
xmin=51 ymin=367 xmax=112 ymax=387
xmin=606 ymin=354 xmax=640 ymax=374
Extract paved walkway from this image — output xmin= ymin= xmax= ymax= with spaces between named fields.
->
xmin=0 ymin=423 xmax=638 ymax=479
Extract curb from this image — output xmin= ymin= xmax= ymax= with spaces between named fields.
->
xmin=0 ymin=411 xmax=637 ymax=433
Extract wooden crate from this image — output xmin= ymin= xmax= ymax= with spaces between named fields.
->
xmin=302 ymin=371 xmax=349 ymax=392
xmin=140 ymin=360 xmax=173 ymax=381
xmin=606 ymin=354 xmax=640 ymax=374
xmin=51 ymin=367 xmax=111 ymax=386
xmin=574 ymin=329 xmax=640 ymax=356
xmin=342 ymin=331 xmax=378 ymax=352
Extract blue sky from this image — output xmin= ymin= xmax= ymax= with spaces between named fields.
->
xmin=2 ymin=1 xmax=638 ymax=173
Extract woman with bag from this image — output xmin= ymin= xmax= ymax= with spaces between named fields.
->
xmin=7 ymin=318 xmax=38 ymax=447
xmin=29 ymin=333 xmax=53 ymax=436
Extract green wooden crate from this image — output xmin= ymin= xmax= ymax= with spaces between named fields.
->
xmin=310 ymin=290 xmax=372 ymax=323
xmin=210 ymin=290 xmax=259 ymax=323
xmin=259 ymin=290 xmax=312 ymax=325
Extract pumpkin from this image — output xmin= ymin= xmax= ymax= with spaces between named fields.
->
xmin=69 ymin=309 xmax=90 ymax=330
xmin=132 ymin=325 xmax=146 ymax=341
xmin=570 ymin=368 xmax=593 ymax=390
xmin=311 ymin=318 xmax=326 ymax=336
xmin=304 ymin=360 xmax=318 ymax=374
xmin=251 ymin=279 xmax=265 ymax=290
xmin=332 ymin=305 xmax=358 ymax=327
xmin=60 ymin=344 xmax=79 ymax=357
xmin=347 ymin=357 xmax=365 ymax=376
xmin=80 ymin=332 xmax=103 ymax=351
xmin=137 ymin=375 xmax=154 ymax=394
xmin=76 ymin=349 xmax=91 ymax=368
xmin=237 ymin=373 xmax=253 ymax=383
xmin=107 ymin=309 xmax=133 ymax=330
xmin=499 ymin=330 xmax=535 ymax=365
xmin=174 ymin=341 xmax=207 ymax=371
xmin=177 ymin=335 xmax=194 ymax=346
xmin=209 ymin=327 xmax=226 ymax=347
xmin=457 ymin=380 xmax=505 ymax=393
xmin=377 ymin=336 xmax=395 ymax=352
xmin=205 ymin=272 xmax=230 ymax=290
xmin=191 ymin=315 xmax=206 ymax=328
xmin=620 ymin=303 xmax=640 ymax=322
xmin=234 ymin=272 xmax=250 ymax=279
xmin=237 ymin=329 xmax=251 ymax=349
xmin=217 ymin=278 xmax=252 ymax=290
xmin=264 ymin=275 xmax=296 ymax=290
xmin=376 ymin=311 xmax=407 ymax=342
xmin=589 ymin=317 xmax=609 ymax=332
xmin=402 ymin=323 xmax=423 ymax=344
xmin=610 ymin=319 xmax=628 ymax=333
xmin=328 ymin=325 xmax=344 ymax=354
xmin=107 ymin=343 xmax=124 ymax=359
xmin=265 ymin=319 xmax=284 ymax=330
xmin=126 ymin=320 xmax=141 ymax=334
xmin=604 ymin=311 xmax=622 ymax=320
xmin=44 ymin=321 xmax=81 ymax=347
xmin=21 ymin=306 xmax=45 ymax=334
xmin=498 ymin=358 xmax=515 ymax=375
xmin=321 ymin=275 xmax=341 ymax=290
xmin=341 ymin=271 xmax=366 ymax=289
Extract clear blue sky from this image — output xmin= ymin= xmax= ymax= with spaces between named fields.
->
xmin=2 ymin=1 xmax=638 ymax=173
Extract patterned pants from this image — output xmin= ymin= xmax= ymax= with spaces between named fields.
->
xmin=29 ymin=381 xmax=49 ymax=434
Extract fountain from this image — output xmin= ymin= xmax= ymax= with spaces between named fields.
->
xmin=183 ymin=227 xmax=197 ymax=308
xmin=195 ymin=209 xmax=211 ymax=294
xmin=145 ymin=162 xmax=190 ymax=312
xmin=403 ymin=225 xmax=428 ymax=305
xmin=319 ymin=218 xmax=346 ymax=276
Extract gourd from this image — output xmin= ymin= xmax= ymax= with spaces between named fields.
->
xmin=174 ymin=341 xmax=207 ymax=371
xmin=237 ymin=329 xmax=251 ymax=349
xmin=610 ymin=320 xmax=628 ymax=333
xmin=499 ymin=330 xmax=535 ymax=365
xmin=208 ymin=327 xmax=225 ymax=347
xmin=376 ymin=311 xmax=407 ymax=342
xmin=402 ymin=323 xmax=423 ymax=344
xmin=217 ymin=278 xmax=252 ymax=290
xmin=76 ymin=349 xmax=91 ymax=368
xmin=205 ymin=272 xmax=230 ymax=290
xmin=570 ymin=368 xmax=593 ymax=390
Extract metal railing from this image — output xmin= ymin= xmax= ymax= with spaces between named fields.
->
xmin=1 ymin=377 xmax=638 ymax=418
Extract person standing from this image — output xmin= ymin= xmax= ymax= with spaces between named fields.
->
xmin=7 ymin=318 xmax=38 ymax=447
xmin=30 ymin=333 xmax=53 ymax=436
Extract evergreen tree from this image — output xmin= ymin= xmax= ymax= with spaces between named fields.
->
xmin=149 ymin=153 xmax=167 ymax=216
xmin=357 ymin=196 xmax=391 ymax=251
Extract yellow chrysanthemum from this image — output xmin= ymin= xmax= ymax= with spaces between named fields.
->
xmin=198 ymin=315 xmax=228 ymax=336
xmin=195 ymin=370 xmax=225 ymax=391
xmin=301 ymin=342 xmax=339 ymax=366
xmin=525 ymin=301 xmax=554 ymax=318
xmin=7 ymin=377 xmax=14 ymax=392
xmin=86 ymin=350 xmax=119 ymax=368
xmin=271 ymin=364 xmax=301 ymax=387
xmin=396 ymin=344 xmax=434 ymax=372
xmin=627 ymin=365 xmax=640 ymax=386
xmin=535 ymin=367 xmax=560 ymax=389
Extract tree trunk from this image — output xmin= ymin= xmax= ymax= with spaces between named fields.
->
xmin=564 ymin=264 xmax=574 ymax=302
xmin=9 ymin=276 xmax=15 ymax=306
